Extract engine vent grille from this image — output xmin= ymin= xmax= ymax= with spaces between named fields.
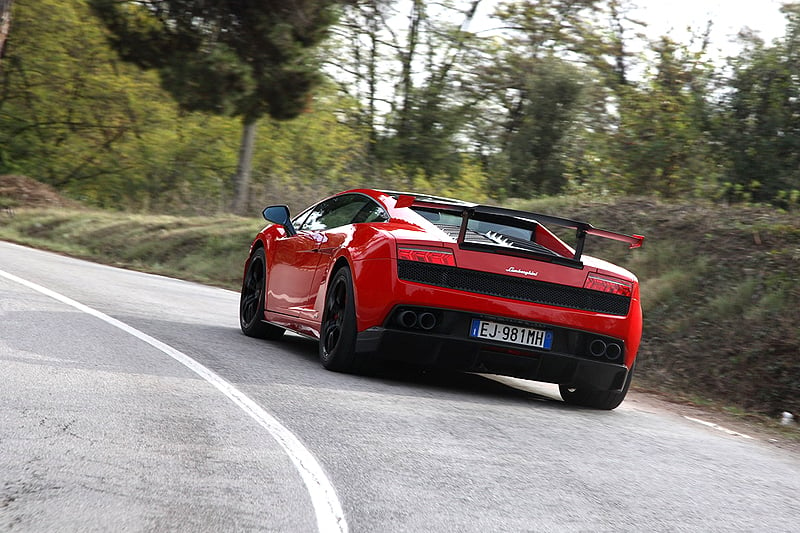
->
xmin=436 ymin=224 xmax=559 ymax=256
xmin=398 ymin=260 xmax=631 ymax=316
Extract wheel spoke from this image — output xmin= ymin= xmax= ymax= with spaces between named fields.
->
xmin=242 ymin=293 xmax=257 ymax=321
xmin=324 ymin=326 xmax=340 ymax=352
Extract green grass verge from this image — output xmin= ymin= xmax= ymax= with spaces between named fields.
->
xmin=0 ymin=208 xmax=265 ymax=289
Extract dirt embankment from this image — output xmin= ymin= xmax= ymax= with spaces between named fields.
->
xmin=549 ymin=197 xmax=800 ymax=421
xmin=0 ymin=174 xmax=82 ymax=209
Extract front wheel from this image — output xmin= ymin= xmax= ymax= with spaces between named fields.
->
xmin=319 ymin=266 xmax=365 ymax=373
xmin=239 ymin=247 xmax=285 ymax=340
xmin=559 ymin=362 xmax=636 ymax=410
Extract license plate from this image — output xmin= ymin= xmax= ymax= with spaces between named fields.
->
xmin=469 ymin=319 xmax=553 ymax=350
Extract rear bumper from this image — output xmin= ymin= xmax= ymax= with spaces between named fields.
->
xmin=355 ymin=307 xmax=631 ymax=392
xmin=350 ymin=257 xmax=643 ymax=369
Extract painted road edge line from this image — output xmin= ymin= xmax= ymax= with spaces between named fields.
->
xmin=684 ymin=416 xmax=753 ymax=440
xmin=0 ymin=268 xmax=348 ymax=533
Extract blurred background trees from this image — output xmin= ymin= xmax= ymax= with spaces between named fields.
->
xmin=0 ymin=0 xmax=11 ymax=64
xmin=89 ymin=0 xmax=345 ymax=213
xmin=1 ymin=0 xmax=799 ymax=213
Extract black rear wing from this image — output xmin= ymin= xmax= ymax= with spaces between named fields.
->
xmin=411 ymin=198 xmax=644 ymax=267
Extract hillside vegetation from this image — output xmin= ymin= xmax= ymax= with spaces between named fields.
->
xmin=2 ymin=176 xmax=798 ymax=426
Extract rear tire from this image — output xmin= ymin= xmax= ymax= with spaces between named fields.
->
xmin=559 ymin=361 xmax=636 ymax=410
xmin=319 ymin=266 xmax=364 ymax=373
xmin=239 ymin=247 xmax=285 ymax=340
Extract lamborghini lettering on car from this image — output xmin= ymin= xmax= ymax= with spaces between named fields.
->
xmin=239 ymin=189 xmax=644 ymax=410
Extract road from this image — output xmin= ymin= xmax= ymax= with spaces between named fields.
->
xmin=2 ymin=240 xmax=799 ymax=532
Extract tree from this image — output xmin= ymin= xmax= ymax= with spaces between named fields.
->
xmin=0 ymin=0 xmax=10 ymax=67
xmin=610 ymin=35 xmax=718 ymax=198
xmin=504 ymin=57 xmax=584 ymax=195
xmin=89 ymin=0 xmax=343 ymax=213
xmin=714 ymin=3 xmax=800 ymax=206
xmin=325 ymin=0 xmax=391 ymax=163
xmin=328 ymin=0 xmax=489 ymax=180
xmin=475 ymin=0 xmax=604 ymax=196
xmin=0 ymin=0 xmax=251 ymax=211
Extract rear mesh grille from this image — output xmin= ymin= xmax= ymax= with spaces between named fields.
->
xmin=398 ymin=260 xmax=631 ymax=316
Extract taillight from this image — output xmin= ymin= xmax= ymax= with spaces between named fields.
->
xmin=584 ymin=273 xmax=633 ymax=297
xmin=398 ymin=247 xmax=456 ymax=266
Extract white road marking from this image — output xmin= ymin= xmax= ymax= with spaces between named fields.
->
xmin=0 ymin=268 xmax=348 ymax=533
xmin=684 ymin=416 xmax=753 ymax=440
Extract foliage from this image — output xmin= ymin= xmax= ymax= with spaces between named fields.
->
xmin=3 ymin=0 xmax=800 ymax=212
xmin=89 ymin=0 xmax=340 ymax=121
xmin=0 ymin=0 xmax=205 ymax=207
xmin=713 ymin=4 xmax=800 ymax=207
xmin=504 ymin=57 xmax=585 ymax=195
xmin=409 ymin=156 xmax=490 ymax=201
xmin=610 ymin=36 xmax=720 ymax=197
xmin=247 ymin=91 xmax=371 ymax=212
xmin=0 ymin=0 xmax=367 ymax=213
xmin=89 ymin=0 xmax=346 ymax=213
xmin=329 ymin=0 xmax=491 ymax=184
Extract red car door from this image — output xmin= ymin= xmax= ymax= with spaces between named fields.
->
xmin=266 ymin=231 xmax=326 ymax=318
xmin=266 ymin=194 xmax=378 ymax=319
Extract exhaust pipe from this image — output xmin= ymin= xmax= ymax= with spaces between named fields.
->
xmin=398 ymin=310 xmax=418 ymax=328
xmin=589 ymin=339 xmax=607 ymax=357
xmin=418 ymin=312 xmax=437 ymax=330
xmin=605 ymin=343 xmax=622 ymax=361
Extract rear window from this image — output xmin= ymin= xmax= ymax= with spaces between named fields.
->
xmin=412 ymin=207 xmax=533 ymax=241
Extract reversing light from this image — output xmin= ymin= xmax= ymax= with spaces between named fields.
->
xmin=398 ymin=247 xmax=456 ymax=266
xmin=584 ymin=273 xmax=633 ymax=297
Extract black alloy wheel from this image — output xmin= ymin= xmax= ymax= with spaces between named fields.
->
xmin=239 ymin=247 xmax=284 ymax=340
xmin=319 ymin=266 xmax=363 ymax=372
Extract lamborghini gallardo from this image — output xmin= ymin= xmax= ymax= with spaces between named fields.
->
xmin=240 ymin=189 xmax=644 ymax=410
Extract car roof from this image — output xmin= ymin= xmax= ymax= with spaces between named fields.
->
xmin=374 ymin=189 xmax=475 ymax=208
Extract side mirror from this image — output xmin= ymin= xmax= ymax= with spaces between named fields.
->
xmin=262 ymin=205 xmax=297 ymax=236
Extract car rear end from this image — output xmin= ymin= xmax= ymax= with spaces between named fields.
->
xmin=354 ymin=197 xmax=643 ymax=404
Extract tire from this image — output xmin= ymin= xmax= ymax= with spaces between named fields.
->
xmin=319 ymin=266 xmax=364 ymax=373
xmin=239 ymin=247 xmax=285 ymax=340
xmin=559 ymin=361 xmax=636 ymax=410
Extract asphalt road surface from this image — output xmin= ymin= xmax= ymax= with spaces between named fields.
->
xmin=2 ymin=241 xmax=799 ymax=532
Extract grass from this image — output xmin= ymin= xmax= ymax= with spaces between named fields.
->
xmin=0 ymin=208 xmax=265 ymax=289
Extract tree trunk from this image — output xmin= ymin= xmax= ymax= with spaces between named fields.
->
xmin=231 ymin=118 xmax=258 ymax=215
xmin=0 ymin=0 xmax=12 ymax=66
xmin=397 ymin=0 xmax=423 ymax=139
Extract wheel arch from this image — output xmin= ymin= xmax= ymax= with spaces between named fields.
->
xmin=245 ymin=236 xmax=271 ymax=273
xmin=242 ymin=238 xmax=264 ymax=283
xmin=325 ymin=232 xmax=397 ymax=333
xmin=324 ymin=255 xmax=359 ymax=323
xmin=328 ymin=256 xmax=354 ymax=297
xmin=245 ymin=236 xmax=266 ymax=262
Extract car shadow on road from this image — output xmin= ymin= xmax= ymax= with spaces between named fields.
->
xmin=253 ymin=329 xmax=567 ymax=410
xmin=114 ymin=318 xmax=573 ymax=412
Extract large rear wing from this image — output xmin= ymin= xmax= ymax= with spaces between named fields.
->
xmin=407 ymin=196 xmax=644 ymax=266
xmin=467 ymin=205 xmax=643 ymax=260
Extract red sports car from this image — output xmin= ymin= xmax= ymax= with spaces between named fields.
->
xmin=240 ymin=189 xmax=644 ymax=409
